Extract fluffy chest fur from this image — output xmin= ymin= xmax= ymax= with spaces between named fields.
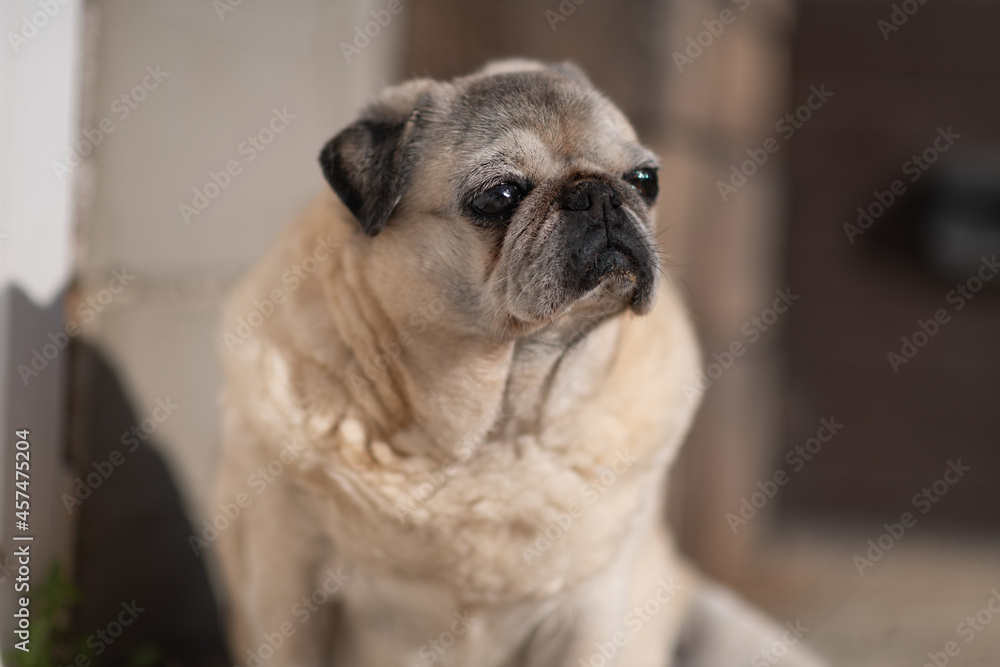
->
xmin=218 ymin=198 xmax=700 ymax=607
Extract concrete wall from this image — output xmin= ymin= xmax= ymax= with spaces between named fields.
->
xmin=63 ymin=3 xmax=399 ymax=659
xmin=77 ymin=0 xmax=400 ymax=523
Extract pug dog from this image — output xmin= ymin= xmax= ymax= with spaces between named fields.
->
xmin=214 ymin=59 xmax=825 ymax=667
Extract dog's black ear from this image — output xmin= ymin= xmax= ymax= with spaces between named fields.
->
xmin=319 ymin=108 xmax=418 ymax=237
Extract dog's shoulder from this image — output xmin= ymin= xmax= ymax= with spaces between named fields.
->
xmin=218 ymin=193 xmax=360 ymax=445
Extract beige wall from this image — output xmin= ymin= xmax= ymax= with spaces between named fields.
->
xmin=77 ymin=0 xmax=400 ymax=522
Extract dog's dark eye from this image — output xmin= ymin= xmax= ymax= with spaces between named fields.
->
xmin=470 ymin=183 xmax=524 ymax=220
xmin=625 ymin=168 xmax=658 ymax=201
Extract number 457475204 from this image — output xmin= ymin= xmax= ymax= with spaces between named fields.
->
xmin=14 ymin=430 xmax=30 ymax=530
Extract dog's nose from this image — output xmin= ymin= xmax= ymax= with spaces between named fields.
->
xmin=560 ymin=180 xmax=623 ymax=212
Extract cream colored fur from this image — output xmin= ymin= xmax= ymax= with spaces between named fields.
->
xmin=213 ymin=61 xmax=827 ymax=667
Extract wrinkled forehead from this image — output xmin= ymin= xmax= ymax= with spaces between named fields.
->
xmin=432 ymin=72 xmax=656 ymax=190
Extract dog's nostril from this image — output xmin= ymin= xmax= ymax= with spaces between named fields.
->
xmin=564 ymin=193 xmax=591 ymax=211
xmin=560 ymin=181 xmax=620 ymax=212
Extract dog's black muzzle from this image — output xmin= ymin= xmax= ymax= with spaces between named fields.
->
xmin=559 ymin=180 xmax=656 ymax=313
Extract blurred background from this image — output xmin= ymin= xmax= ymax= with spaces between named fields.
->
xmin=1 ymin=0 xmax=998 ymax=665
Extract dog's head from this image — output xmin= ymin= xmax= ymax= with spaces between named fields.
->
xmin=320 ymin=59 xmax=661 ymax=340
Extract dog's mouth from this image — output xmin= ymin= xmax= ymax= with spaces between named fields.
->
xmin=575 ymin=241 xmax=656 ymax=314
xmin=590 ymin=248 xmax=635 ymax=280
xmin=494 ymin=244 xmax=656 ymax=339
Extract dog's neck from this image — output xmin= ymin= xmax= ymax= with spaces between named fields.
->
xmin=492 ymin=311 xmax=623 ymax=437
xmin=328 ymin=243 xmax=624 ymax=461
